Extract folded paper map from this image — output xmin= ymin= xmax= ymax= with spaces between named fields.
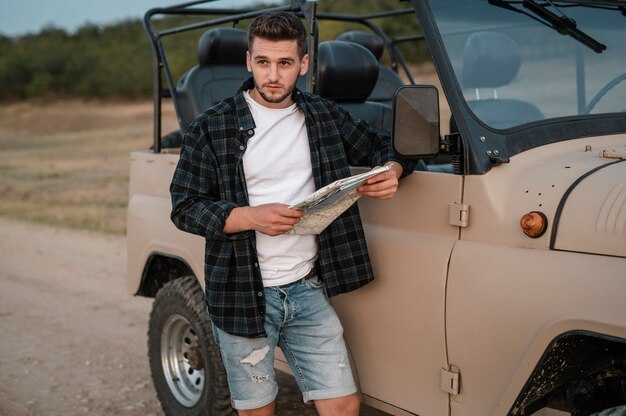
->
xmin=288 ymin=166 xmax=390 ymax=235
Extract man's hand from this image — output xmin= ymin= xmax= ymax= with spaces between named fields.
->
xmin=224 ymin=203 xmax=304 ymax=236
xmin=357 ymin=161 xmax=403 ymax=200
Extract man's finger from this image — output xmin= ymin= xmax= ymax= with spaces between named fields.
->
xmin=359 ymin=178 xmax=398 ymax=193
xmin=367 ymin=171 xmax=393 ymax=184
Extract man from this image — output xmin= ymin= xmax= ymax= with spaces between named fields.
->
xmin=170 ymin=11 xmax=414 ymax=416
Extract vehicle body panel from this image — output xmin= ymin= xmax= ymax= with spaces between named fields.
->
xmin=127 ymin=150 xmax=205 ymax=294
xmin=332 ymin=171 xmax=463 ymax=415
xmin=447 ymin=241 xmax=626 ymax=415
xmin=553 ymin=158 xmax=626 ymax=257
xmin=461 ymin=134 xmax=626 ymax=249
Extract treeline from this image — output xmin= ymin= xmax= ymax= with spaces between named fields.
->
xmin=0 ymin=21 xmax=152 ymax=101
xmin=0 ymin=0 xmax=425 ymax=102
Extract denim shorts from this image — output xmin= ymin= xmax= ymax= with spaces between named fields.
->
xmin=211 ymin=276 xmax=357 ymax=410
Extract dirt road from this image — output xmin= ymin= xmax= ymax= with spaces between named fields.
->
xmin=0 ymin=219 xmax=387 ymax=416
xmin=0 ymin=218 xmax=162 ymax=416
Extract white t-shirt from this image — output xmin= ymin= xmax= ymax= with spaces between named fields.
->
xmin=242 ymin=91 xmax=317 ymax=287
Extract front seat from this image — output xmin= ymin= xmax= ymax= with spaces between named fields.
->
xmin=461 ymin=31 xmax=544 ymax=129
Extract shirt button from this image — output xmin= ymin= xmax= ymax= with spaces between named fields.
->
xmin=248 ymin=129 xmax=253 ymax=135
xmin=239 ymin=126 xmax=244 ymax=130
xmin=254 ymin=262 xmax=259 ymax=267
xmin=257 ymin=291 xmax=263 ymax=297
xmin=239 ymin=145 xmax=244 ymax=150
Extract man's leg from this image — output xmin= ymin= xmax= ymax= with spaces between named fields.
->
xmin=276 ymin=277 xmax=359 ymax=410
xmin=210 ymin=281 xmax=297 ymax=415
xmin=237 ymin=400 xmax=276 ymax=416
xmin=314 ymin=393 xmax=360 ymax=416
xmin=211 ymin=324 xmax=280 ymax=412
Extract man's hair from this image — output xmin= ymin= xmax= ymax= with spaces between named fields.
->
xmin=248 ymin=11 xmax=307 ymax=58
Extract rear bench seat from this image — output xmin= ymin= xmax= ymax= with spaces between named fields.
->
xmin=317 ymin=40 xmax=393 ymax=133
xmin=336 ymin=31 xmax=405 ymax=106
xmin=165 ymin=30 xmax=393 ymax=147
xmin=176 ymin=27 xmax=250 ymax=129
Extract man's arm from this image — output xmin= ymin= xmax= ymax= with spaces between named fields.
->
xmin=333 ymin=103 xmax=418 ymax=181
xmin=330 ymin=103 xmax=415 ymax=200
xmin=224 ymin=204 xmax=304 ymax=236
xmin=171 ymin=130 xmax=305 ymax=238
xmin=170 ymin=128 xmax=239 ymax=240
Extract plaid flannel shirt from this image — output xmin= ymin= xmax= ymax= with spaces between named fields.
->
xmin=170 ymin=78 xmax=415 ymax=338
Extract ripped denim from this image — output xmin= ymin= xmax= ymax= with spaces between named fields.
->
xmin=211 ymin=276 xmax=357 ymax=410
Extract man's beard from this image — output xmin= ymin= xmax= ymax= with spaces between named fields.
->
xmin=254 ymin=81 xmax=295 ymax=104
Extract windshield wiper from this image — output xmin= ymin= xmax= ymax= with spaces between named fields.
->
xmin=553 ymin=0 xmax=626 ymax=7
xmin=489 ymin=0 xmax=607 ymax=53
xmin=524 ymin=0 xmax=607 ymax=52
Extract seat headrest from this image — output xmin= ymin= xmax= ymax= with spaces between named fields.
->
xmin=197 ymin=28 xmax=248 ymax=66
xmin=336 ymin=30 xmax=384 ymax=61
xmin=317 ymin=41 xmax=379 ymax=101
xmin=462 ymin=31 xmax=521 ymax=89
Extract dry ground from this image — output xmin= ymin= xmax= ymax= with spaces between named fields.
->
xmin=0 ymin=100 xmax=178 ymax=234
xmin=0 ymin=218 xmax=160 ymax=416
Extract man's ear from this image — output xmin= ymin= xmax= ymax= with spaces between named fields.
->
xmin=246 ymin=51 xmax=252 ymax=72
xmin=299 ymin=54 xmax=309 ymax=76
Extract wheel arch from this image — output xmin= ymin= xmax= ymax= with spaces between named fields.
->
xmin=135 ymin=252 xmax=197 ymax=298
xmin=509 ymin=330 xmax=626 ymax=415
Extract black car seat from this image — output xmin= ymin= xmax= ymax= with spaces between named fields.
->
xmin=336 ymin=31 xmax=404 ymax=105
xmin=176 ymin=27 xmax=250 ymax=129
xmin=317 ymin=40 xmax=393 ymax=133
xmin=461 ymin=31 xmax=543 ymax=129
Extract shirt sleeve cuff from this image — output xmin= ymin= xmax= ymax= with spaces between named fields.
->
xmin=205 ymin=201 xmax=251 ymax=241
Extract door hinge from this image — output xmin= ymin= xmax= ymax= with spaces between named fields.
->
xmin=449 ymin=202 xmax=470 ymax=227
xmin=440 ymin=367 xmax=461 ymax=396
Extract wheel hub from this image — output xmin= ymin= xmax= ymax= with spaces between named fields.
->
xmin=161 ymin=314 xmax=206 ymax=407
xmin=187 ymin=346 xmax=205 ymax=371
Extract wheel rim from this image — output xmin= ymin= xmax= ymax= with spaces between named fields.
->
xmin=161 ymin=314 xmax=205 ymax=407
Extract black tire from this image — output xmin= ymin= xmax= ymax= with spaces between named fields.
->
xmin=148 ymin=276 xmax=235 ymax=416
xmin=592 ymin=407 xmax=626 ymax=416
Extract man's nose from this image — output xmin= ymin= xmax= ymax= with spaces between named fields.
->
xmin=267 ymin=64 xmax=279 ymax=82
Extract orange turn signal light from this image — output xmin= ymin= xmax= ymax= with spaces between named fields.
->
xmin=520 ymin=211 xmax=548 ymax=238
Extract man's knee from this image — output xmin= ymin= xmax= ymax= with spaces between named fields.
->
xmin=237 ymin=400 xmax=275 ymax=416
xmin=342 ymin=393 xmax=361 ymax=413
xmin=315 ymin=393 xmax=360 ymax=416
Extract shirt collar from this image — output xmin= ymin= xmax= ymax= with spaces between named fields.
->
xmin=233 ymin=79 xmax=256 ymax=133
xmin=234 ymin=77 xmax=306 ymax=135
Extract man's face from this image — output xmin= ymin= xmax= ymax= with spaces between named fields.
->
xmin=246 ymin=37 xmax=309 ymax=109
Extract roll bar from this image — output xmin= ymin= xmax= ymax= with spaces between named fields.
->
xmin=143 ymin=0 xmax=417 ymax=152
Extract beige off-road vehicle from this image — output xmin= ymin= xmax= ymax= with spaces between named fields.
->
xmin=127 ymin=1 xmax=626 ymax=415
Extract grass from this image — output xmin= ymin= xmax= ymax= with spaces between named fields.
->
xmin=0 ymin=99 xmax=177 ymax=234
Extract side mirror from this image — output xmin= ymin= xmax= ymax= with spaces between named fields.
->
xmin=392 ymin=85 xmax=440 ymax=158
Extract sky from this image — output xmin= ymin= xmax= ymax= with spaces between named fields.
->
xmin=0 ymin=0 xmax=260 ymax=37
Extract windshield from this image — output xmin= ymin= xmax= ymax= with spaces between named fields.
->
xmin=430 ymin=0 xmax=626 ymax=130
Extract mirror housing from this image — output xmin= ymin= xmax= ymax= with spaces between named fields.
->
xmin=392 ymin=85 xmax=440 ymax=158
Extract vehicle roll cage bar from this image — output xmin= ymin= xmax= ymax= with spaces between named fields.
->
xmin=143 ymin=0 xmax=420 ymax=152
